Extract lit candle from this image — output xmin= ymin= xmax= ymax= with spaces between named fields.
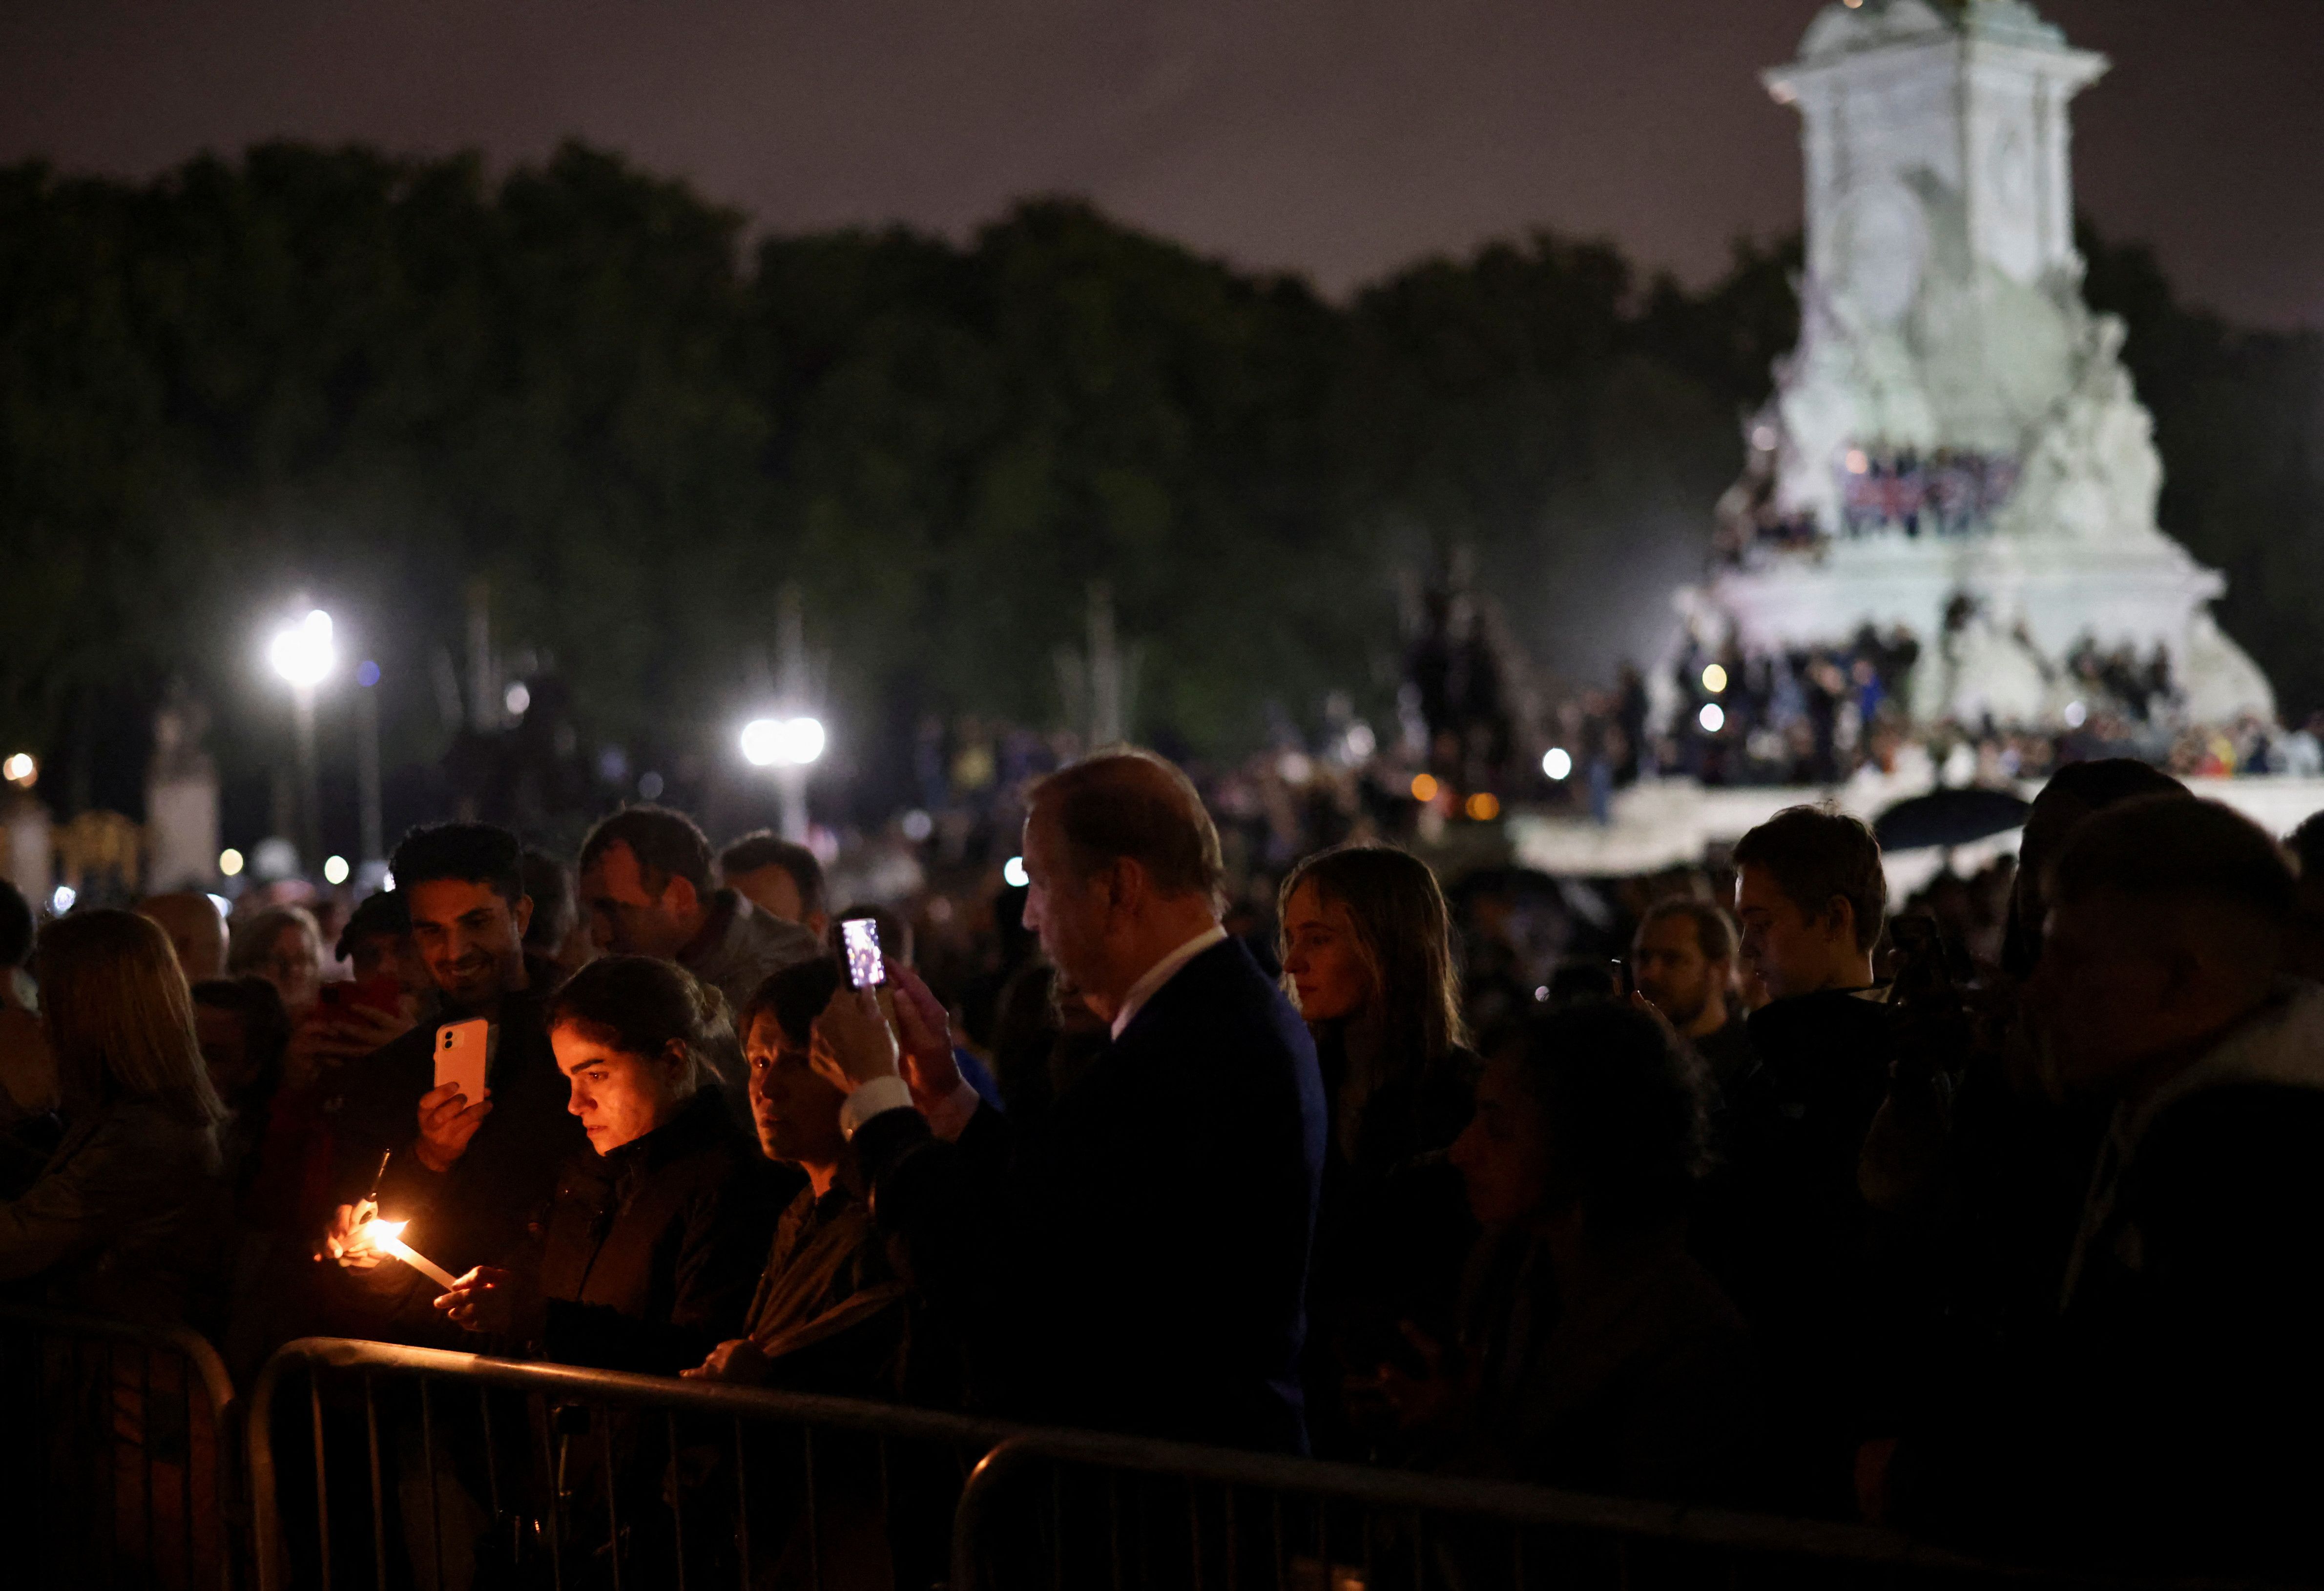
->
xmin=361 ymin=1219 xmax=458 ymax=1290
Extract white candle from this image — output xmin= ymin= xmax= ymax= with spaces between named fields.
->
xmin=362 ymin=1219 xmax=458 ymax=1290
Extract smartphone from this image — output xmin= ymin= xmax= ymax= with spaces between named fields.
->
xmin=839 ymin=914 xmax=887 ymax=992
xmin=1610 ymin=959 xmax=1635 ymax=998
xmin=434 ymin=1018 xmax=490 ymax=1106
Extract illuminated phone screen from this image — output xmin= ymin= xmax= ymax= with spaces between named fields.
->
xmin=841 ymin=916 xmax=886 ymax=990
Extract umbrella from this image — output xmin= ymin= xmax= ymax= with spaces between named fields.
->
xmin=1873 ymin=785 xmax=2031 ymax=852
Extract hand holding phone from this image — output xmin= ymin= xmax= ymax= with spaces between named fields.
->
xmin=434 ymin=1018 xmax=490 ymax=1107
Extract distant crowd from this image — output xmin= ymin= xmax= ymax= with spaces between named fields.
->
xmin=4 ymin=749 xmax=2324 ymax=1581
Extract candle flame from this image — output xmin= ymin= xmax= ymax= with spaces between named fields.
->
xmin=362 ymin=1219 xmax=408 ymax=1247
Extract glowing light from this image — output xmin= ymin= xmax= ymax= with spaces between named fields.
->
xmin=356 ymin=660 xmax=381 ymax=688
xmin=1465 ymin=791 xmax=1501 ymax=821
xmin=1845 ymin=449 xmax=1870 ymax=475
xmin=2 ymin=752 xmax=34 ymax=786
xmin=900 ymin=809 xmax=934 ymax=843
xmin=219 ymin=848 xmax=246 ymax=878
xmin=1342 ymin=722 xmax=1376 ymax=760
xmin=1410 ymin=773 xmax=1440 ymax=803
xmin=49 ymin=885 xmax=75 ymax=915
xmin=360 ymin=1219 xmax=459 ymax=1288
xmin=1701 ymin=663 xmax=1728 ymax=694
xmin=741 ymin=716 xmax=827 ymax=768
xmin=2063 ymin=700 xmax=2088 ymax=728
xmin=1752 ymin=425 xmax=1778 ymax=451
xmin=323 ymin=855 xmax=351 ymax=886
xmin=1699 ymin=703 xmax=1727 ymax=733
xmin=503 ymin=682 xmax=531 ymax=717
xmin=269 ymin=609 xmax=336 ymax=689
xmin=637 ymin=771 xmax=664 ymax=800
xmin=1002 ymin=855 xmax=1030 ymax=888
xmin=1542 ymin=748 xmax=1573 ymax=781
xmin=1276 ymin=751 xmax=1312 ymax=785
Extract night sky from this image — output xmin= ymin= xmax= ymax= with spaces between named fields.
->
xmin=2 ymin=0 xmax=2318 ymax=328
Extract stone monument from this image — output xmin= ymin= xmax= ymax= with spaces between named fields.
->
xmin=1681 ymin=0 xmax=2274 ymax=727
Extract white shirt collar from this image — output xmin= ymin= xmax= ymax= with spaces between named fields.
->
xmin=1109 ymin=925 xmax=1228 ymax=1041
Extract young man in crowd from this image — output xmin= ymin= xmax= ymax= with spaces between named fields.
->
xmin=1633 ymin=896 xmax=1753 ymax=1085
xmin=579 ymin=806 xmax=820 ymax=1047
xmin=1875 ymin=797 xmax=2324 ymax=1577
xmin=818 ymin=749 xmax=1328 ymax=1452
xmin=1722 ymin=805 xmax=1902 ymax=1512
xmin=321 ymin=823 xmax=586 ymax=1344
xmin=718 ymin=831 xmax=830 ymax=944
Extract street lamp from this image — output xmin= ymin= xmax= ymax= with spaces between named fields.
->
xmin=269 ymin=608 xmax=335 ymax=876
xmin=741 ymin=714 xmax=825 ymax=842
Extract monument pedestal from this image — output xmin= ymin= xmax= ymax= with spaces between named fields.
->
xmin=1677 ymin=0 xmax=2275 ymax=735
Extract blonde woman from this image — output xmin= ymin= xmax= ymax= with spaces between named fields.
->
xmin=0 ymin=909 xmax=226 ymax=1319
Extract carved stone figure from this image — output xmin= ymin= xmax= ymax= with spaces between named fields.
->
xmin=1681 ymin=0 xmax=2274 ymax=730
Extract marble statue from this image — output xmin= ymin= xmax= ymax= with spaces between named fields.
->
xmin=1682 ymin=0 xmax=2274 ymax=729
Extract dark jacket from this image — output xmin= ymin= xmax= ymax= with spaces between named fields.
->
xmin=0 ymin=1096 xmax=224 ymax=1322
xmin=1305 ymin=1029 xmax=1476 ymax=1456
xmin=1892 ymin=983 xmax=2324 ymax=1576
xmin=859 ymin=935 xmax=1328 ymax=1451
xmin=327 ymin=971 xmax=588 ymax=1343
xmin=1710 ymin=986 xmax=1908 ymax=1508
xmin=527 ymin=1087 xmax=789 ymax=1374
xmin=740 ymin=1178 xmax=914 ymax=1399
xmin=1437 ymin=1224 xmax=1761 ymax=1503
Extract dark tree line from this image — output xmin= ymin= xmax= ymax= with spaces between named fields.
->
xmin=0 ymin=141 xmax=2314 ymax=826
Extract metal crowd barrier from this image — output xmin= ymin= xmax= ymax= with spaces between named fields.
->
xmin=948 ymin=1427 xmax=2172 ymax=1591
xmin=4 ymin=1312 xmax=2278 ymax=1591
xmin=0 ymin=1301 xmax=247 ymax=1591
xmin=248 ymin=1336 xmax=1019 ymax=1591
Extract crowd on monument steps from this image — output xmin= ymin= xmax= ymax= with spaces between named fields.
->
xmin=4 ymin=749 xmax=2324 ymax=1581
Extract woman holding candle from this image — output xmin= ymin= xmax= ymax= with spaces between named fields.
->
xmin=427 ymin=954 xmax=786 ymax=1372
xmin=0 ymin=909 xmax=227 ymax=1322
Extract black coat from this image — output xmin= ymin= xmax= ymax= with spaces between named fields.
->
xmin=859 ymin=935 xmax=1328 ymax=1451
xmin=1893 ymin=996 xmax=2324 ymax=1576
xmin=522 ymin=1087 xmax=789 ymax=1374
xmin=1303 ymin=1030 xmax=1476 ymax=1456
xmin=1706 ymin=987 xmax=1910 ymax=1508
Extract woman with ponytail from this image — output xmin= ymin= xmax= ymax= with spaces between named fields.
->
xmin=427 ymin=955 xmax=786 ymax=1372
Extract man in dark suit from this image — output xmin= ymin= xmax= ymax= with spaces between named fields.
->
xmin=824 ymin=749 xmax=1328 ymax=1451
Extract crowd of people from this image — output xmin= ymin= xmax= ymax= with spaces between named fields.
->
xmin=3 ymin=746 xmax=2324 ymax=1580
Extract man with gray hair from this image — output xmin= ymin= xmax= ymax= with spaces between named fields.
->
xmin=819 ymin=749 xmax=1329 ymax=1451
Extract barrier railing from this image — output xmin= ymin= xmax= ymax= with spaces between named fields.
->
xmin=948 ymin=1427 xmax=2170 ymax=1591
xmin=4 ymin=1314 xmax=2275 ymax=1591
xmin=248 ymin=1336 xmax=1019 ymax=1591
xmin=0 ymin=1301 xmax=247 ymax=1591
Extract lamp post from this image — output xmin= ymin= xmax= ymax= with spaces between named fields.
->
xmin=268 ymin=608 xmax=335 ymax=877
